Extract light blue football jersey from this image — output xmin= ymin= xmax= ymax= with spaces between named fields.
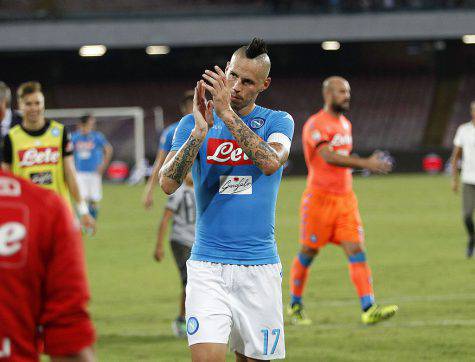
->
xmin=159 ymin=122 xmax=179 ymax=152
xmin=72 ymin=131 xmax=108 ymax=173
xmin=171 ymin=105 xmax=294 ymax=265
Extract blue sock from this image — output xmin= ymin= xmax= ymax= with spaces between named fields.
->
xmin=88 ymin=203 xmax=98 ymax=219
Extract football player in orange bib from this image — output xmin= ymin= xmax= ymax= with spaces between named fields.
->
xmin=288 ymin=76 xmax=398 ymax=325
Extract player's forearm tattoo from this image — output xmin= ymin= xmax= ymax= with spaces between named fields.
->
xmin=223 ymin=112 xmax=280 ymax=170
xmin=162 ymin=135 xmax=202 ymax=184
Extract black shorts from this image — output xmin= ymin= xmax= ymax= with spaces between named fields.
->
xmin=170 ymin=240 xmax=192 ymax=287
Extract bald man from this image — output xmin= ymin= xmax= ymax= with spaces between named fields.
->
xmin=160 ymin=38 xmax=294 ymax=361
xmin=288 ymin=76 xmax=398 ymax=326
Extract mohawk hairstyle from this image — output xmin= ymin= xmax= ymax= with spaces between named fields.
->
xmin=245 ymin=38 xmax=268 ymax=59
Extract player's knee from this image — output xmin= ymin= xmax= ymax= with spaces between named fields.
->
xmin=342 ymin=241 xmax=365 ymax=257
xmin=300 ymin=245 xmax=318 ymax=258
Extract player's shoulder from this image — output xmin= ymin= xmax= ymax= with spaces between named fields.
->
xmin=8 ymin=123 xmax=22 ymax=135
xmin=178 ymin=113 xmax=195 ymax=126
xmin=165 ymin=121 xmax=180 ymax=134
xmin=49 ymin=119 xmax=65 ymax=129
xmin=257 ymin=105 xmax=293 ymax=122
xmin=304 ymin=110 xmax=325 ymax=130
xmin=457 ymin=122 xmax=473 ymax=132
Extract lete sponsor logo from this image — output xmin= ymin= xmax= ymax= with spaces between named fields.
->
xmin=18 ymin=147 xmax=60 ymax=167
xmin=206 ymin=139 xmax=253 ymax=166
xmin=219 ymin=175 xmax=252 ymax=195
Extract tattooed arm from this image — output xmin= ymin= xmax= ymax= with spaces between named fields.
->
xmin=159 ymin=81 xmax=214 ymax=195
xmin=159 ymin=136 xmax=204 ymax=195
xmin=221 ymin=109 xmax=287 ymax=175
xmin=202 ymin=66 xmax=289 ymax=175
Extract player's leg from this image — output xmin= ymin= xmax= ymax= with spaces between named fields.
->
xmin=229 ymin=263 xmax=285 ymax=361
xmin=186 ymin=260 xmax=231 ymax=362
xmin=190 ymin=344 xmax=228 ymax=362
xmin=88 ymin=173 xmax=103 ymax=220
xmin=235 ymin=351 xmax=269 ymax=362
xmin=170 ymin=240 xmax=191 ymax=337
xmin=462 ymin=183 xmax=475 ymax=258
xmin=288 ymin=245 xmax=318 ymax=325
xmin=337 ymin=192 xmax=397 ymax=324
xmin=288 ymin=190 xmax=332 ymax=325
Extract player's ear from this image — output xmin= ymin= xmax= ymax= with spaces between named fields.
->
xmin=260 ymin=77 xmax=271 ymax=92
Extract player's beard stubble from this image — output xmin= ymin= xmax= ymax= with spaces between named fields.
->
xmin=331 ymin=100 xmax=350 ymax=114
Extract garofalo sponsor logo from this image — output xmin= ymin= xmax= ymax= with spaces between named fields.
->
xmin=206 ymin=139 xmax=253 ymax=166
xmin=18 ymin=147 xmax=60 ymax=167
xmin=219 ymin=176 xmax=252 ymax=195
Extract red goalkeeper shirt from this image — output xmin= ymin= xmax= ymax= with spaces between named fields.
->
xmin=0 ymin=171 xmax=95 ymax=361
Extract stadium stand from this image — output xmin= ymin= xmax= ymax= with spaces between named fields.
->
xmin=0 ymin=0 xmax=472 ymax=19
xmin=48 ymin=74 xmax=435 ymax=158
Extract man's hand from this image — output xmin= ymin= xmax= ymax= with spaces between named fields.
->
xmin=97 ymin=163 xmax=106 ymax=176
xmin=202 ymin=66 xmax=232 ymax=119
xmin=452 ymin=179 xmax=459 ymax=194
xmin=142 ymin=188 xmax=154 ymax=209
xmin=191 ymin=81 xmax=214 ymax=141
xmin=365 ymin=151 xmax=392 ymax=174
xmin=80 ymin=214 xmax=96 ymax=235
xmin=154 ymin=244 xmax=164 ymax=262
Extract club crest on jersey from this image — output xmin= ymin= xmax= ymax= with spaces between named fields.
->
xmin=18 ymin=147 xmax=60 ymax=168
xmin=311 ymin=131 xmax=322 ymax=141
xmin=250 ymin=117 xmax=265 ymax=129
xmin=206 ymin=139 xmax=253 ymax=166
xmin=219 ymin=175 xmax=252 ymax=195
xmin=51 ymin=127 xmax=60 ymax=137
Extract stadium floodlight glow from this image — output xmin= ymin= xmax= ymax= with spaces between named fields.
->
xmin=79 ymin=45 xmax=107 ymax=57
xmin=322 ymin=41 xmax=341 ymax=51
xmin=146 ymin=45 xmax=170 ymax=55
xmin=462 ymin=35 xmax=475 ymax=44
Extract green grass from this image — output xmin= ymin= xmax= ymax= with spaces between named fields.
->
xmin=79 ymin=175 xmax=475 ymax=361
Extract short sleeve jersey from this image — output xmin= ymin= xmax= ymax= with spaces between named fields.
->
xmin=72 ymin=131 xmax=108 ymax=173
xmin=166 ymin=184 xmax=196 ymax=248
xmin=171 ymin=105 xmax=294 ymax=265
xmin=454 ymin=122 xmax=475 ymax=185
xmin=303 ymin=109 xmax=353 ymax=194
xmin=0 ymin=171 xmax=95 ymax=361
xmin=158 ymin=122 xmax=179 ymax=152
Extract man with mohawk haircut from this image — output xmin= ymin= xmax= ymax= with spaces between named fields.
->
xmin=160 ymin=38 xmax=294 ymax=361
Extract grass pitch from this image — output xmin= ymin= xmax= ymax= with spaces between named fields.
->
xmin=80 ymin=175 xmax=475 ymax=361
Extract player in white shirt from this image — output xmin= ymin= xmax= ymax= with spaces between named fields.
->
xmin=154 ymin=173 xmax=195 ymax=338
xmin=451 ymin=100 xmax=475 ymax=257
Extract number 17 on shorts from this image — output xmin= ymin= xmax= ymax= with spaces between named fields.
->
xmin=261 ymin=328 xmax=281 ymax=356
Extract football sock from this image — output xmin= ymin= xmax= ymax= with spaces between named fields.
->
xmin=348 ymin=252 xmax=375 ymax=311
xmin=290 ymin=252 xmax=314 ymax=305
xmin=464 ymin=216 xmax=474 ymax=239
xmin=88 ymin=202 xmax=98 ymax=220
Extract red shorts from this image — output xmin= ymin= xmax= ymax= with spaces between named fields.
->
xmin=299 ymin=188 xmax=364 ymax=250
